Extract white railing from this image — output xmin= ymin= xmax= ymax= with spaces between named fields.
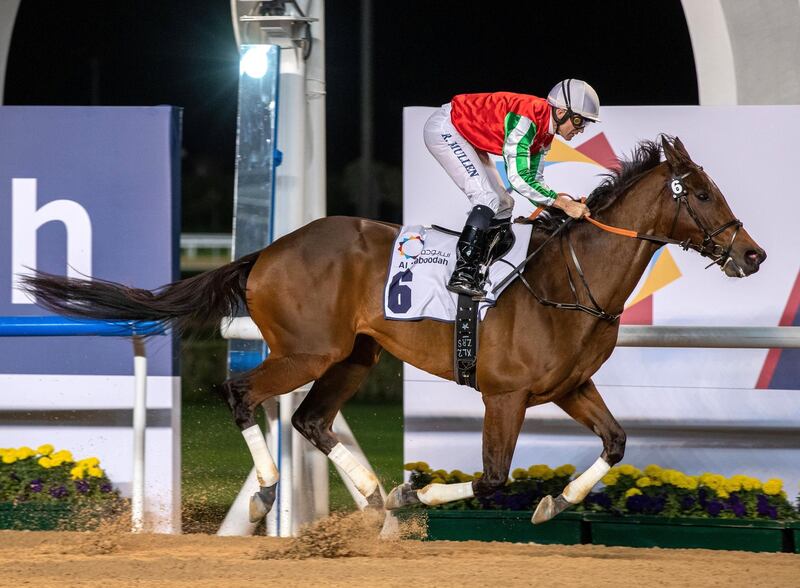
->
xmin=616 ymin=326 xmax=800 ymax=348
xmin=180 ymin=233 xmax=232 ymax=271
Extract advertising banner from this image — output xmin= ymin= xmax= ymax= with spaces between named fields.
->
xmin=403 ymin=105 xmax=800 ymax=492
xmin=0 ymin=107 xmax=181 ymax=531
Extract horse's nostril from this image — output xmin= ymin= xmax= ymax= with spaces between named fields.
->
xmin=745 ymin=250 xmax=764 ymax=266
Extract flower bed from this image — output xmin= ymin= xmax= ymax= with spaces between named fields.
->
xmin=0 ymin=444 xmax=123 ymax=530
xmin=402 ymin=461 xmax=800 ymax=552
xmin=404 ymin=462 xmax=799 ymax=521
xmin=585 ymin=464 xmax=796 ymax=521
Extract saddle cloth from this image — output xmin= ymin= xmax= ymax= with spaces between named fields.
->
xmin=383 ymin=223 xmax=532 ymax=322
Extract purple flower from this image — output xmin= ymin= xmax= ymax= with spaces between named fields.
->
xmin=680 ymin=495 xmax=696 ymax=510
xmin=586 ymin=492 xmax=612 ymax=509
xmin=74 ymin=480 xmax=90 ymax=494
xmin=627 ymin=494 xmax=667 ymax=515
xmin=756 ymin=494 xmax=771 ymax=516
xmin=698 ymin=488 xmax=709 ymax=507
xmin=728 ymin=501 xmax=747 ymax=517
xmin=100 ymin=482 xmax=113 ymax=493
xmin=29 ymin=479 xmax=43 ymax=493
xmin=706 ymin=500 xmax=723 ymax=516
xmin=49 ymin=485 xmax=68 ymax=499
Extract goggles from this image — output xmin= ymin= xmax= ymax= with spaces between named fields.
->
xmin=570 ymin=112 xmax=593 ymax=129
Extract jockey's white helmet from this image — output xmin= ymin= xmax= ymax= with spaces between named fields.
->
xmin=547 ymin=79 xmax=601 ymax=122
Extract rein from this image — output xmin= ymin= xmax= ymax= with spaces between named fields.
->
xmin=492 ymin=168 xmax=744 ymax=322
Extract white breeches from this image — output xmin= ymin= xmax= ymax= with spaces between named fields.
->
xmin=423 ymin=104 xmax=514 ymax=218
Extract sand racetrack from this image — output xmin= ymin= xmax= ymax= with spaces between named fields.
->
xmin=2 ymin=512 xmax=799 ymax=588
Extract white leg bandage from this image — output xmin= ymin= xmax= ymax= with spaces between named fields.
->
xmin=417 ymin=482 xmax=474 ymax=506
xmin=562 ymin=457 xmax=611 ymax=504
xmin=328 ymin=443 xmax=378 ymax=498
xmin=242 ymin=425 xmax=279 ymax=487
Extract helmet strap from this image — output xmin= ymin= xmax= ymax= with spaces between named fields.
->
xmin=552 ymin=79 xmax=573 ymax=131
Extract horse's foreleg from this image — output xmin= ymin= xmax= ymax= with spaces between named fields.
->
xmin=387 ymin=389 xmax=529 ymax=510
xmin=291 ymin=335 xmax=384 ymax=508
xmin=532 ymin=379 xmax=626 ymax=524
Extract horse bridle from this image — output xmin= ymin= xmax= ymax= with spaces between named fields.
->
xmin=493 ymin=167 xmax=745 ymax=322
xmin=645 ymin=168 xmax=743 ymax=274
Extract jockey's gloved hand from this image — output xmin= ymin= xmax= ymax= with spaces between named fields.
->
xmin=554 ymin=193 xmax=591 ymax=219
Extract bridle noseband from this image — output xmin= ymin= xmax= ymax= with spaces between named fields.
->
xmin=493 ymin=166 xmax=746 ymax=322
xmin=664 ymin=169 xmax=743 ymax=275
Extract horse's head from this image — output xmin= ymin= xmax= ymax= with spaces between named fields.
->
xmin=661 ymin=136 xmax=766 ymax=277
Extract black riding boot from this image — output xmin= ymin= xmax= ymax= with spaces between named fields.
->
xmin=447 ymin=205 xmax=495 ymax=297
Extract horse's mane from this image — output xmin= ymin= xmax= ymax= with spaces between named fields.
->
xmin=526 ymin=139 xmax=664 ymax=232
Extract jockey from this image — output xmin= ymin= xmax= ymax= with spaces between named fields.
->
xmin=424 ymin=79 xmax=600 ymax=297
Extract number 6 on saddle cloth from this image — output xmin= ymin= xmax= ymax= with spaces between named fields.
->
xmin=383 ymin=220 xmax=529 ymax=388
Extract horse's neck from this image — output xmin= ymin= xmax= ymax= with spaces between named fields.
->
xmin=523 ymin=166 xmax=672 ymax=317
xmin=589 ymin=166 xmax=675 ymax=313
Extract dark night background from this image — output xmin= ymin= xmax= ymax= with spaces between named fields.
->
xmin=4 ymin=0 xmax=697 ymax=232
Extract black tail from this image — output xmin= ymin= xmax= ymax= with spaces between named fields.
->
xmin=19 ymin=251 xmax=261 ymax=333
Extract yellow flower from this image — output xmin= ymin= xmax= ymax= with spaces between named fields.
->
xmin=16 ymin=446 xmax=35 ymax=460
xmin=731 ymin=475 xmax=760 ymax=491
xmin=618 ymin=464 xmax=636 ymax=477
xmin=724 ymin=479 xmax=742 ymax=493
xmin=449 ymin=469 xmax=472 ymax=483
xmin=644 ymin=464 xmax=662 ymax=478
xmin=528 ymin=465 xmax=554 ymax=480
xmin=512 ymin=468 xmax=529 ymax=480
xmin=601 ymin=472 xmax=619 ymax=486
xmin=38 ymin=457 xmax=53 ymax=468
xmin=636 ymin=477 xmax=652 ymax=488
xmin=554 ymin=464 xmax=576 ymax=477
xmin=70 ymin=466 xmax=85 ymax=480
xmin=625 ymin=488 xmax=642 ymax=498
xmin=700 ymin=473 xmax=725 ymax=490
xmin=763 ymin=479 xmax=783 ymax=496
xmin=51 ymin=450 xmax=73 ymax=463
xmin=716 ymin=489 xmax=730 ymax=499
xmin=2 ymin=454 xmax=16 ymax=464
xmin=37 ymin=444 xmax=54 ymax=456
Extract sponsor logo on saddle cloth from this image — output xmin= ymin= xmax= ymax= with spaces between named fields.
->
xmin=383 ymin=223 xmax=533 ymax=322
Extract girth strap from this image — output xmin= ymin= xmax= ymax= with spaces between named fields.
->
xmin=454 ymin=293 xmax=480 ymax=389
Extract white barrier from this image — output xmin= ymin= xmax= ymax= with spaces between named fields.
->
xmin=616 ymin=326 xmax=800 ymax=348
xmin=0 ymin=316 xmax=165 ymax=532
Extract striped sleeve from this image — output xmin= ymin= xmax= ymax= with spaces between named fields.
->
xmin=502 ymin=112 xmax=558 ymax=206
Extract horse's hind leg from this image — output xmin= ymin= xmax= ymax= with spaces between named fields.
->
xmin=533 ymin=378 xmax=626 ymax=524
xmin=220 ymin=353 xmax=333 ymax=522
xmin=291 ymin=335 xmax=384 ymax=508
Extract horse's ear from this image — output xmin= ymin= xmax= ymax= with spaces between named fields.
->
xmin=673 ymin=136 xmax=691 ymax=160
xmin=661 ymin=136 xmax=689 ymax=172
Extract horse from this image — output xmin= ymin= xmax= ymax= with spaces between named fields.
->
xmin=21 ymin=136 xmax=766 ymax=525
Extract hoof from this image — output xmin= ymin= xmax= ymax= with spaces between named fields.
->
xmin=531 ymin=494 xmax=571 ymax=525
xmin=248 ymin=483 xmax=277 ymax=523
xmin=385 ymin=483 xmax=421 ymax=510
xmin=365 ymin=489 xmax=384 ymax=510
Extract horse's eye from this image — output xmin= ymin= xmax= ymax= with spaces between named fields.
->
xmin=695 ymin=192 xmax=710 ymax=201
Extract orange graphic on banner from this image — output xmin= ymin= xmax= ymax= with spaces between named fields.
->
xmin=626 ymin=248 xmax=682 ymax=309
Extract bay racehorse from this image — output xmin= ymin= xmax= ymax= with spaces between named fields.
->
xmin=22 ymin=136 xmax=765 ymax=524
